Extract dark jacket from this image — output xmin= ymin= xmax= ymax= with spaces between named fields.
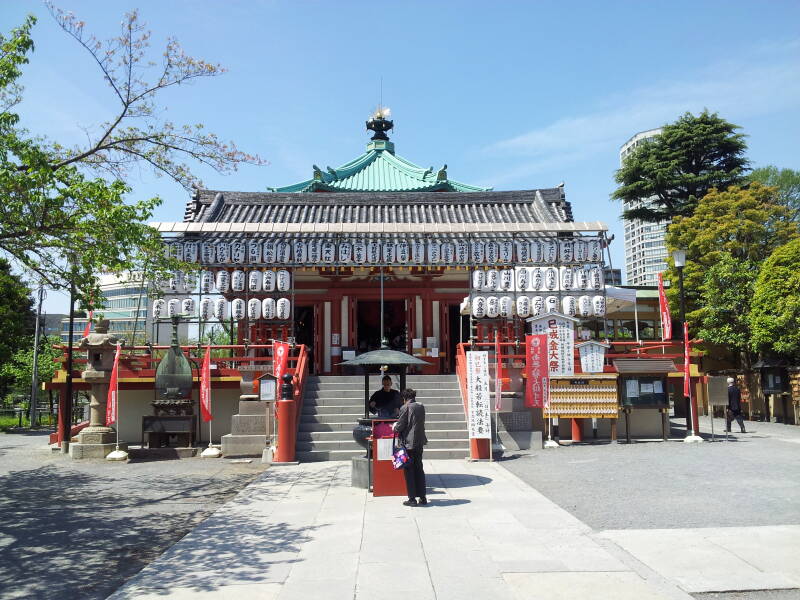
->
xmin=369 ymin=388 xmax=401 ymax=415
xmin=394 ymin=401 xmax=427 ymax=449
xmin=728 ymin=385 xmax=742 ymax=412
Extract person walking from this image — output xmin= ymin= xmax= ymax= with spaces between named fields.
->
xmin=393 ymin=388 xmax=428 ymax=506
xmin=726 ymin=377 xmax=747 ymax=433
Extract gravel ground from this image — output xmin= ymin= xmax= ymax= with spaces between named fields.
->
xmin=0 ymin=431 xmax=268 ymax=600
xmin=500 ymin=418 xmax=800 ymax=531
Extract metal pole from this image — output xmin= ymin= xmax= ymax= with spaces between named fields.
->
xmin=30 ymin=286 xmax=45 ymax=427
xmin=677 ymin=265 xmax=691 ymax=434
xmin=380 ymin=265 xmax=385 ymax=346
xmin=61 ymin=281 xmax=75 ymax=453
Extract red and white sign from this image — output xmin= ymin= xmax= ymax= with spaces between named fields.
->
xmin=529 ymin=314 xmax=576 ymax=376
xmin=466 ymin=351 xmax=491 ymax=438
xmin=105 ymin=344 xmax=122 ymax=425
xmin=273 ymin=341 xmax=290 ymax=387
xmin=658 ymin=272 xmax=672 ymax=341
xmin=494 ymin=334 xmax=504 ymax=410
xmin=525 ymin=334 xmax=549 ymax=408
xmin=200 ymin=345 xmax=212 ymax=422
xmin=683 ymin=322 xmax=691 ymax=399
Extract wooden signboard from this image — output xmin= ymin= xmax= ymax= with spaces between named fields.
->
xmin=547 ymin=374 xmax=619 ymax=419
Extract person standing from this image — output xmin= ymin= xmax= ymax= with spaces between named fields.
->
xmin=393 ymin=388 xmax=428 ymax=506
xmin=726 ymin=377 xmax=747 ymax=433
xmin=369 ymin=374 xmax=401 ymax=418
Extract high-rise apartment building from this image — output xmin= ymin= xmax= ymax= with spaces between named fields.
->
xmin=620 ymin=128 xmax=669 ymax=286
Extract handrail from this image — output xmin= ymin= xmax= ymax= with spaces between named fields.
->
xmin=274 ymin=343 xmax=308 ymax=463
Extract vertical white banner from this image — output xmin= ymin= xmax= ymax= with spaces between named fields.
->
xmin=466 ymin=351 xmax=491 ymax=439
xmin=529 ymin=314 xmax=575 ymax=376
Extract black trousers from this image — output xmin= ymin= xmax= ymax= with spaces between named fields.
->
xmin=726 ymin=408 xmax=746 ymax=432
xmin=404 ymin=447 xmax=426 ymax=499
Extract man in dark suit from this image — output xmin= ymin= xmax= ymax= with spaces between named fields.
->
xmin=726 ymin=377 xmax=747 ymax=433
xmin=393 ymin=388 xmax=428 ymax=506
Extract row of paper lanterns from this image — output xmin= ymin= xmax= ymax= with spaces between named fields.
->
xmin=153 ymin=297 xmax=292 ymax=321
xmin=472 ymin=295 xmax=606 ymax=319
xmin=165 ymin=237 xmax=604 ymax=266
xmin=472 ymin=267 xmax=603 ymax=292
xmin=167 ymin=270 xmax=292 ymax=294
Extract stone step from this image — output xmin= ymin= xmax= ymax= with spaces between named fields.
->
xmin=220 ymin=433 xmax=267 ymax=457
xmin=298 ymin=428 xmax=468 ymax=442
xmin=305 ymin=387 xmax=461 ymax=398
xmin=298 ymin=420 xmax=468 ymax=432
xmin=301 ymin=412 xmax=467 ymax=424
xmin=230 ymin=414 xmax=266 ymax=435
xmin=303 ymin=403 xmax=464 ymax=415
xmin=238 ymin=400 xmax=271 ymax=416
xmin=296 ymin=447 xmax=470 ymax=462
xmin=296 ymin=438 xmax=469 ymax=452
xmin=303 ymin=395 xmax=462 ymax=407
xmin=307 ymin=375 xmax=458 ymax=384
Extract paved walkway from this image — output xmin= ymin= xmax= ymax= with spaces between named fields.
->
xmin=108 ymin=460 xmax=800 ymax=600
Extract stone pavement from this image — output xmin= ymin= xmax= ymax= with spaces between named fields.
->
xmin=107 ymin=460 xmax=800 ymax=600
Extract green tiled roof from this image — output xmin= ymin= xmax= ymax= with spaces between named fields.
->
xmin=272 ymin=140 xmax=491 ymax=193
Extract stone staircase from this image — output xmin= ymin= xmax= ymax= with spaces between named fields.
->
xmin=296 ymin=375 xmax=470 ymax=462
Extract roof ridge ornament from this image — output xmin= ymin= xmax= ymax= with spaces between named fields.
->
xmin=366 ymin=106 xmax=393 ymax=141
xmin=437 ymin=164 xmax=448 ymax=181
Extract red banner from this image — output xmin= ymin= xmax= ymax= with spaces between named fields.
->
xmin=200 ymin=345 xmax=212 ymax=422
xmin=525 ymin=334 xmax=549 ymax=408
xmin=494 ymin=334 xmax=504 ymax=410
xmin=657 ymin=273 xmax=672 ymax=341
xmin=273 ymin=341 xmax=290 ymax=388
xmin=82 ymin=310 xmax=93 ymax=338
xmin=105 ymin=344 xmax=121 ymax=425
xmin=683 ymin=322 xmax=691 ymax=398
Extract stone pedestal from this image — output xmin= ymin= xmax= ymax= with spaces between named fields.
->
xmin=221 ymin=398 xmax=273 ymax=457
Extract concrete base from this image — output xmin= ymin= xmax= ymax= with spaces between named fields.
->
xmin=351 ymin=456 xmax=370 ymax=489
xmin=261 ymin=447 xmax=274 ymax=464
xmin=683 ymin=434 xmax=705 ymax=443
xmin=498 ymin=430 xmax=543 ymax=451
xmin=220 ymin=434 xmax=267 ymax=457
xmin=201 ymin=446 xmax=222 ymax=458
xmin=70 ymin=441 xmax=129 ymax=459
xmin=544 ymin=439 xmax=560 ymax=448
xmin=75 ymin=428 xmax=116 ymax=446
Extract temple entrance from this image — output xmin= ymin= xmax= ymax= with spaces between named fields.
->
xmin=356 ymin=300 xmax=407 ymax=352
xmin=294 ymin=305 xmax=316 ymax=373
xmin=447 ymin=304 xmax=468 ymax=373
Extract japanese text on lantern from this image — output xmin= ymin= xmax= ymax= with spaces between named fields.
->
xmin=466 ymin=351 xmax=491 ymax=439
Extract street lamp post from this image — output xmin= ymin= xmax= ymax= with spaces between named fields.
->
xmin=672 ymin=249 xmax=702 ymax=443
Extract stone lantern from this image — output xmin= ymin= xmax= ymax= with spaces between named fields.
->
xmin=69 ymin=319 xmax=126 ymax=459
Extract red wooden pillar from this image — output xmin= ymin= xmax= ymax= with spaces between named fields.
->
xmin=470 ymin=438 xmax=490 ymax=460
xmin=571 ymin=418 xmax=583 ymax=442
xmin=422 ymin=291 xmax=433 ymax=340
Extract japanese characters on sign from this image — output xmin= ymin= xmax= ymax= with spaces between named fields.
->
xmin=466 ymin=351 xmax=491 ymax=439
xmin=525 ymin=334 xmax=549 ymax=408
xmin=577 ymin=341 xmax=609 ymax=374
xmin=530 ymin=314 xmax=575 ymax=376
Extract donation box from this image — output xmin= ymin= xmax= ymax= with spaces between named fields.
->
xmin=371 ymin=419 xmax=407 ymax=497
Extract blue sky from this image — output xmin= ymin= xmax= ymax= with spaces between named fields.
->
xmin=2 ymin=0 xmax=799 ymax=314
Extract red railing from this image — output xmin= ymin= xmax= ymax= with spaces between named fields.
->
xmin=274 ymin=343 xmax=309 ymax=463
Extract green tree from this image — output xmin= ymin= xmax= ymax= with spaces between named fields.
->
xmin=665 ymin=183 xmax=799 ymax=332
xmin=0 ymin=9 xmax=261 ymax=306
xmin=613 ymin=110 xmax=749 ymax=222
xmin=0 ymin=334 xmax=62 ymax=397
xmin=749 ymin=166 xmax=800 ymax=220
xmin=749 ymin=239 xmax=800 ymax=359
xmin=0 ymin=258 xmax=35 ymax=397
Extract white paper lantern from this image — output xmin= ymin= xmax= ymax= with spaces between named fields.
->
xmin=367 ymin=240 xmax=381 ymax=264
xmin=593 ymin=295 xmax=606 ymax=317
xmin=486 ymin=296 xmax=500 ymax=318
xmin=248 ymin=239 xmax=262 ymax=263
xmin=588 ymin=239 xmax=603 ymax=262
xmin=170 ymin=242 xmax=184 ymax=262
xmin=472 ymin=270 xmax=485 ymax=290
xmin=516 ymin=295 xmax=531 ymax=318
xmin=213 ymin=298 xmax=228 ymax=320
xmin=575 ymin=239 xmax=588 ymax=262
xmin=530 ymin=267 xmax=543 ymax=291
xmin=231 ymin=298 xmax=245 ymax=321
xmin=182 ymin=298 xmax=195 ymax=316
xmin=152 ymin=299 xmax=166 ymax=319
xmin=182 ymin=271 xmax=196 ymax=293
xmin=397 ymin=240 xmax=410 ymax=263
xmin=427 ymin=241 xmax=441 ymax=263
xmin=575 ymin=267 xmax=589 ymax=290
xmin=200 ymin=271 xmax=214 ymax=294
xmin=276 ymin=298 xmax=291 ymax=320
xmin=516 ymin=240 xmax=531 ymax=263
xmin=412 ymin=239 xmax=426 ymax=263
xmin=485 ymin=242 xmax=499 ymax=264
xmin=456 ymin=240 xmax=469 ymax=264
xmin=216 ymin=241 xmax=231 ymax=264
xmin=560 ymin=266 xmax=574 ymax=290
xmin=531 ymin=296 xmax=544 ymax=316
xmin=200 ymin=298 xmax=213 ymax=320
xmin=184 ymin=242 xmax=199 ymax=263
xmin=168 ymin=271 xmax=183 ymax=292
xmin=353 ymin=240 xmax=366 ymax=263
xmin=338 ymin=241 xmax=352 ymax=263
xmin=262 ymin=297 xmax=276 ymax=319
xmin=262 ymin=240 xmax=276 ymax=264
xmin=579 ymin=295 xmax=592 ymax=317
xmin=562 ymin=296 xmax=577 ymax=317
xmin=231 ymin=270 xmax=245 ymax=292
xmin=545 ymin=296 xmax=559 ymax=313
xmin=247 ymin=298 xmax=261 ymax=320
xmin=215 ymin=270 xmax=230 ymax=293
xmin=322 ymin=241 xmax=336 ymax=263
xmin=167 ymin=299 xmax=180 ymax=317
xmin=201 ymin=242 xmax=216 ymax=264
xmin=262 ymin=270 xmax=276 ymax=292
xmin=248 ymin=270 xmax=262 ymax=292
xmin=499 ymin=241 xmax=513 ymax=264
xmin=484 ymin=269 xmax=499 ymax=291
xmin=231 ymin=240 xmax=246 ymax=264
xmin=500 ymin=269 xmax=513 ymax=291
xmin=499 ymin=296 xmax=513 ymax=318
xmin=542 ymin=239 xmax=557 ymax=263
xmin=276 ymin=240 xmax=291 ymax=263
xmin=277 ymin=269 xmax=291 ymax=292
xmin=471 ymin=241 xmax=485 ymax=264
xmin=590 ymin=265 xmax=604 ymax=290
xmin=309 ymin=239 xmax=322 ymax=263
xmin=516 ymin=268 xmax=530 ymax=291
xmin=544 ymin=267 xmax=559 ymax=290
xmin=442 ymin=242 xmax=455 ymax=264
xmin=530 ymin=240 xmax=543 ymax=263
xmin=472 ymin=296 xmax=486 ymax=319
xmin=382 ymin=241 xmax=396 ymax=263
xmin=558 ymin=239 xmax=575 ymax=263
